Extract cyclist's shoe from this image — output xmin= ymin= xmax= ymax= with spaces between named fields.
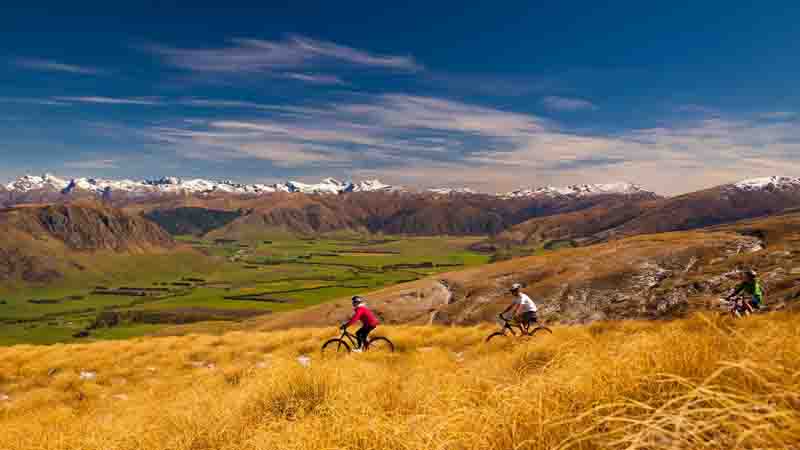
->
xmin=352 ymin=348 xmax=363 ymax=353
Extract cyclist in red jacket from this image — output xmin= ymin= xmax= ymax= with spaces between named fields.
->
xmin=341 ymin=296 xmax=379 ymax=352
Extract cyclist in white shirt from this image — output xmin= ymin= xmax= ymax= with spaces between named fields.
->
xmin=501 ymin=283 xmax=539 ymax=328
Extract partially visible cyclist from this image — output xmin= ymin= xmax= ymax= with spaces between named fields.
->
xmin=341 ymin=296 xmax=380 ymax=353
xmin=500 ymin=283 xmax=539 ymax=331
xmin=726 ymin=268 xmax=765 ymax=314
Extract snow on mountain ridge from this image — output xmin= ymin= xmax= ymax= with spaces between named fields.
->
xmin=499 ymin=182 xmax=647 ymax=199
xmin=427 ymin=187 xmax=478 ymax=195
xmin=732 ymin=176 xmax=800 ymax=191
xmin=4 ymin=174 xmax=401 ymax=195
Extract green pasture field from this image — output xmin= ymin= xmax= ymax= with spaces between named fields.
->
xmin=0 ymin=235 xmax=491 ymax=345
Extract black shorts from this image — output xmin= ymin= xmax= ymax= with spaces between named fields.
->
xmin=519 ymin=311 xmax=538 ymax=325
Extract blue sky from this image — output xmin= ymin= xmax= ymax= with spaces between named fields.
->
xmin=2 ymin=1 xmax=800 ymax=194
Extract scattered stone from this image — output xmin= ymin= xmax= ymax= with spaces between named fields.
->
xmin=47 ymin=368 xmax=60 ymax=377
xmin=255 ymin=361 xmax=269 ymax=369
xmin=190 ymin=361 xmax=206 ymax=368
xmin=205 ymin=363 xmax=216 ymax=370
xmin=296 ymin=355 xmax=311 ymax=367
xmin=112 ymin=394 xmax=129 ymax=401
xmin=417 ymin=347 xmax=435 ymax=352
xmin=79 ymin=371 xmax=97 ymax=381
xmin=0 ymin=394 xmax=9 ymax=402
xmin=146 ymin=367 xmax=157 ymax=373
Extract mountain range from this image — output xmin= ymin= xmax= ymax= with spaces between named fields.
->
xmin=2 ymin=173 xmax=650 ymax=198
xmin=4 ymin=172 xmax=800 ymax=249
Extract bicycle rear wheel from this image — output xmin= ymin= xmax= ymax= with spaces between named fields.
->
xmin=367 ymin=336 xmax=395 ymax=353
xmin=321 ymin=338 xmax=351 ymax=355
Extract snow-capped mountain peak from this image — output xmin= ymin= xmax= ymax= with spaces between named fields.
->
xmin=427 ymin=187 xmax=477 ymax=195
xmin=499 ymin=182 xmax=648 ymax=199
xmin=5 ymin=174 xmax=70 ymax=192
xmin=733 ymin=176 xmax=800 ymax=191
xmin=3 ymin=174 xmax=401 ymax=196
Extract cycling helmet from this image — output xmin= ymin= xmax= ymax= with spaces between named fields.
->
xmin=351 ymin=296 xmax=365 ymax=306
xmin=510 ymin=283 xmax=522 ymax=292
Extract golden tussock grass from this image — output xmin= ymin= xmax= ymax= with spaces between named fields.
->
xmin=0 ymin=312 xmax=798 ymax=449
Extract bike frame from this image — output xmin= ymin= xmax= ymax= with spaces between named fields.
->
xmin=497 ymin=315 xmax=532 ymax=336
xmin=338 ymin=329 xmax=369 ymax=349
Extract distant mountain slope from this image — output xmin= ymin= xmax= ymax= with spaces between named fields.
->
xmin=144 ymin=207 xmax=243 ymax=236
xmin=488 ymin=197 xmax=662 ymax=248
xmin=199 ymin=190 xmax=661 ymax=238
xmin=0 ymin=203 xmax=175 ymax=282
xmin=609 ymin=177 xmax=800 ymax=238
xmin=477 ymin=177 xmax=800 ymax=249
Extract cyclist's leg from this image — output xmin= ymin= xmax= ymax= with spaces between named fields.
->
xmin=355 ymin=325 xmax=374 ymax=349
xmin=520 ymin=312 xmax=534 ymax=334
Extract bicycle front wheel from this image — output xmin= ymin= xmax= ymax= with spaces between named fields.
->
xmin=321 ymin=338 xmax=351 ymax=355
xmin=367 ymin=337 xmax=395 ymax=353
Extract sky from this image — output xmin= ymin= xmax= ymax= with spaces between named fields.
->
xmin=2 ymin=1 xmax=800 ymax=195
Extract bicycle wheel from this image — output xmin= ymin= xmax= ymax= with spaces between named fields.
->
xmin=530 ymin=326 xmax=553 ymax=336
xmin=367 ymin=336 xmax=395 ymax=353
xmin=321 ymin=338 xmax=351 ymax=355
xmin=485 ymin=331 xmax=508 ymax=344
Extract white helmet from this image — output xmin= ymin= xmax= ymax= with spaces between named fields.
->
xmin=510 ymin=283 xmax=523 ymax=292
xmin=351 ymin=296 xmax=365 ymax=306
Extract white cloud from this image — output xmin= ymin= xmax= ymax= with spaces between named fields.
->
xmin=130 ymin=93 xmax=800 ymax=194
xmin=542 ymin=96 xmax=598 ymax=112
xmin=53 ymin=96 xmax=163 ymax=105
xmin=282 ymin=73 xmax=346 ymax=85
xmin=64 ymin=159 xmax=119 ymax=169
xmin=760 ymin=111 xmax=796 ymax=120
xmin=0 ymin=97 xmax=72 ymax=106
xmin=145 ymin=34 xmax=421 ymax=77
xmin=13 ymin=58 xmax=106 ymax=75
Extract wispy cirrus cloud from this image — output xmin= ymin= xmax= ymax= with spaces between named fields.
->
xmin=52 ymin=96 xmax=164 ymax=105
xmin=64 ymin=159 xmax=119 ymax=169
xmin=760 ymin=111 xmax=796 ymax=120
xmin=143 ymin=34 xmax=421 ymax=85
xmin=0 ymin=97 xmax=72 ymax=106
xmin=281 ymin=73 xmax=346 ymax=85
xmin=541 ymin=96 xmax=598 ymax=112
xmin=13 ymin=58 xmax=106 ymax=75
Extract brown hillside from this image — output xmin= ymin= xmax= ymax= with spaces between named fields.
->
xmin=611 ymin=184 xmax=800 ymax=237
xmin=489 ymin=197 xmax=661 ymax=247
xmin=136 ymin=190 xmax=661 ymax=238
xmin=0 ymin=202 xmax=175 ymax=282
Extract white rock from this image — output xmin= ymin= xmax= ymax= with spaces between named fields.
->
xmin=296 ymin=355 xmax=312 ymax=367
xmin=112 ymin=394 xmax=129 ymax=401
xmin=0 ymin=394 xmax=10 ymax=402
xmin=79 ymin=371 xmax=97 ymax=381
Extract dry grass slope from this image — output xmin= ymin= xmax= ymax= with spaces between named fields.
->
xmin=0 ymin=312 xmax=798 ymax=449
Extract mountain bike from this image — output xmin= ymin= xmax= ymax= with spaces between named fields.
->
xmin=723 ymin=296 xmax=762 ymax=319
xmin=321 ymin=327 xmax=395 ymax=354
xmin=485 ymin=314 xmax=552 ymax=344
